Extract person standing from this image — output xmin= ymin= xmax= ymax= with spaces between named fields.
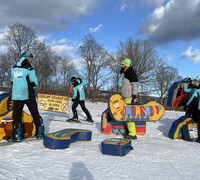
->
xmin=69 ymin=77 xmax=94 ymax=123
xmin=120 ymin=58 xmax=139 ymax=139
xmin=183 ymin=78 xmax=200 ymax=141
xmin=8 ymin=51 xmax=44 ymax=142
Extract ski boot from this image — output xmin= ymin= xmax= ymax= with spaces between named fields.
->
xmin=86 ymin=118 xmax=94 ymax=123
xmin=67 ymin=116 xmax=79 ymax=122
xmin=35 ymin=116 xmax=45 ymax=140
xmin=124 ymin=122 xmax=137 ymax=140
xmin=36 ymin=125 xmax=45 ymax=140
xmin=124 ymin=134 xmax=137 ymax=140
xmin=8 ymin=124 xmax=23 ymax=142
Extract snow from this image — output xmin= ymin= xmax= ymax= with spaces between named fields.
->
xmin=1 ymin=97 xmax=200 ymax=180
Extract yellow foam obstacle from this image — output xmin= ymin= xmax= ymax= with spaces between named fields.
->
xmin=168 ymin=115 xmax=198 ymax=141
xmin=108 ymin=94 xmax=165 ymax=122
xmin=43 ymin=128 xmax=92 ymax=149
xmin=0 ymin=111 xmax=36 ymax=140
xmin=0 ymin=93 xmax=36 ymax=140
xmin=0 ymin=93 xmax=13 ymax=116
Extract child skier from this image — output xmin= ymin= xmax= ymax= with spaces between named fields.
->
xmin=69 ymin=77 xmax=94 ymax=123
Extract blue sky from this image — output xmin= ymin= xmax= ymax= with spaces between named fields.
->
xmin=0 ymin=0 xmax=200 ymax=79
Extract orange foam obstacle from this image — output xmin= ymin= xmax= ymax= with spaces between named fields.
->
xmin=108 ymin=94 xmax=165 ymax=122
xmin=101 ymin=138 xmax=133 ymax=156
xmin=43 ymin=128 xmax=92 ymax=149
xmin=101 ymin=109 xmax=146 ymax=135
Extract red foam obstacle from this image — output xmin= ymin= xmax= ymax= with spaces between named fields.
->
xmin=43 ymin=128 xmax=92 ymax=149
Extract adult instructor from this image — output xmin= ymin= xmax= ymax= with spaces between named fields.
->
xmin=120 ymin=58 xmax=139 ymax=139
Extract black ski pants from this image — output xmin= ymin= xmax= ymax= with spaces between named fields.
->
xmin=72 ymin=100 xmax=91 ymax=119
xmin=12 ymin=98 xmax=40 ymax=129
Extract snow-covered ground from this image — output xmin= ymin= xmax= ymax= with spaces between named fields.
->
xmin=1 ymin=95 xmax=200 ymax=180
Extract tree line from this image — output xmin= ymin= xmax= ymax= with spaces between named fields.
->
xmin=0 ymin=22 xmax=182 ymax=103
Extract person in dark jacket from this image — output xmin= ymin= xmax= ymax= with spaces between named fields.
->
xmin=120 ymin=58 xmax=139 ymax=139
xmin=69 ymin=77 xmax=93 ymax=123
xmin=8 ymin=51 xmax=44 ymax=142
xmin=184 ymin=78 xmax=200 ymax=141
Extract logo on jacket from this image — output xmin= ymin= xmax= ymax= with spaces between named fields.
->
xmin=13 ymin=71 xmax=23 ymax=79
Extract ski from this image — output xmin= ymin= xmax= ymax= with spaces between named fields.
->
xmin=47 ymin=118 xmax=98 ymax=125
xmin=0 ymin=138 xmax=43 ymax=146
xmin=66 ymin=118 xmax=84 ymax=124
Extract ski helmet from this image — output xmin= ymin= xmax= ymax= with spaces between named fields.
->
xmin=21 ymin=51 xmax=33 ymax=58
xmin=70 ymin=77 xmax=76 ymax=82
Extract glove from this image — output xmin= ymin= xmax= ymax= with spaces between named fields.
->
xmin=132 ymin=95 xmax=138 ymax=104
xmin=132 ymin=95 xmax=137 ymax=99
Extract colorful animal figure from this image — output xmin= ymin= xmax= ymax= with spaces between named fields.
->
xmin=101 ymin=94 xmax=165 ymax=136
xmin=108 ymin=94 xmax=165 ymax=122
xmin=101 ymin=109 xmax=146 ymax=135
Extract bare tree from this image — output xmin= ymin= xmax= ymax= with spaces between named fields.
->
xmin=31 ymin=40 xmax=54 ymax=91
xmin=1 ymin=22 xmax=36 ymax=90
xmin=117 ymin=38 xmax=158 ymax=81
xmin=108 ymin=54 xmax=122 ymax=92
xmin=153 ymin=61 xmax=182 ymax=104
xmin=51 ymin=55 xmax=63 ymax=88
xmin=3 ymin=22 xmax=36 ymax=62
xmin=0 ymin=55 xmax=11 ymax=89
xmin=59 ymin=58 xmax=76 ymax=87
xmin=78 ymin=34 xmax=110 ymax=97
xmin=117 ymin=38 xmax=158 ymax=95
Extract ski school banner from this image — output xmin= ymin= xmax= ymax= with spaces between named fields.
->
xmin=37 ymin=94 xmax=69 ymax=113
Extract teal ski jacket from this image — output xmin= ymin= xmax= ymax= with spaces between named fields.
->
xmin=72 ymin=80 xmax=87 ymax=101
xmin=11 ymin=57 xmax=38 ymax=100
xmin=184 ymin=83 xmax=200 ymax=110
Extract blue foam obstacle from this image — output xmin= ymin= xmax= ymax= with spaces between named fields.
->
xmin=168 ymin=115 xmax=192 ymax=139
xmin=182 ymin=123 xmax=198 ymax=141
xmin=101 ymin=138 xmax=133 ymax=156
xmin=43 ymin=128 xmax=92 ymax=149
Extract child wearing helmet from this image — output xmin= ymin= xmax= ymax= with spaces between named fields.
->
xmin=69 ymin=77 xmax=94 ymax=123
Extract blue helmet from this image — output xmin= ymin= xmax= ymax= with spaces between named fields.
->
xmin=21 ymin=51 xmax=33 ymax=58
